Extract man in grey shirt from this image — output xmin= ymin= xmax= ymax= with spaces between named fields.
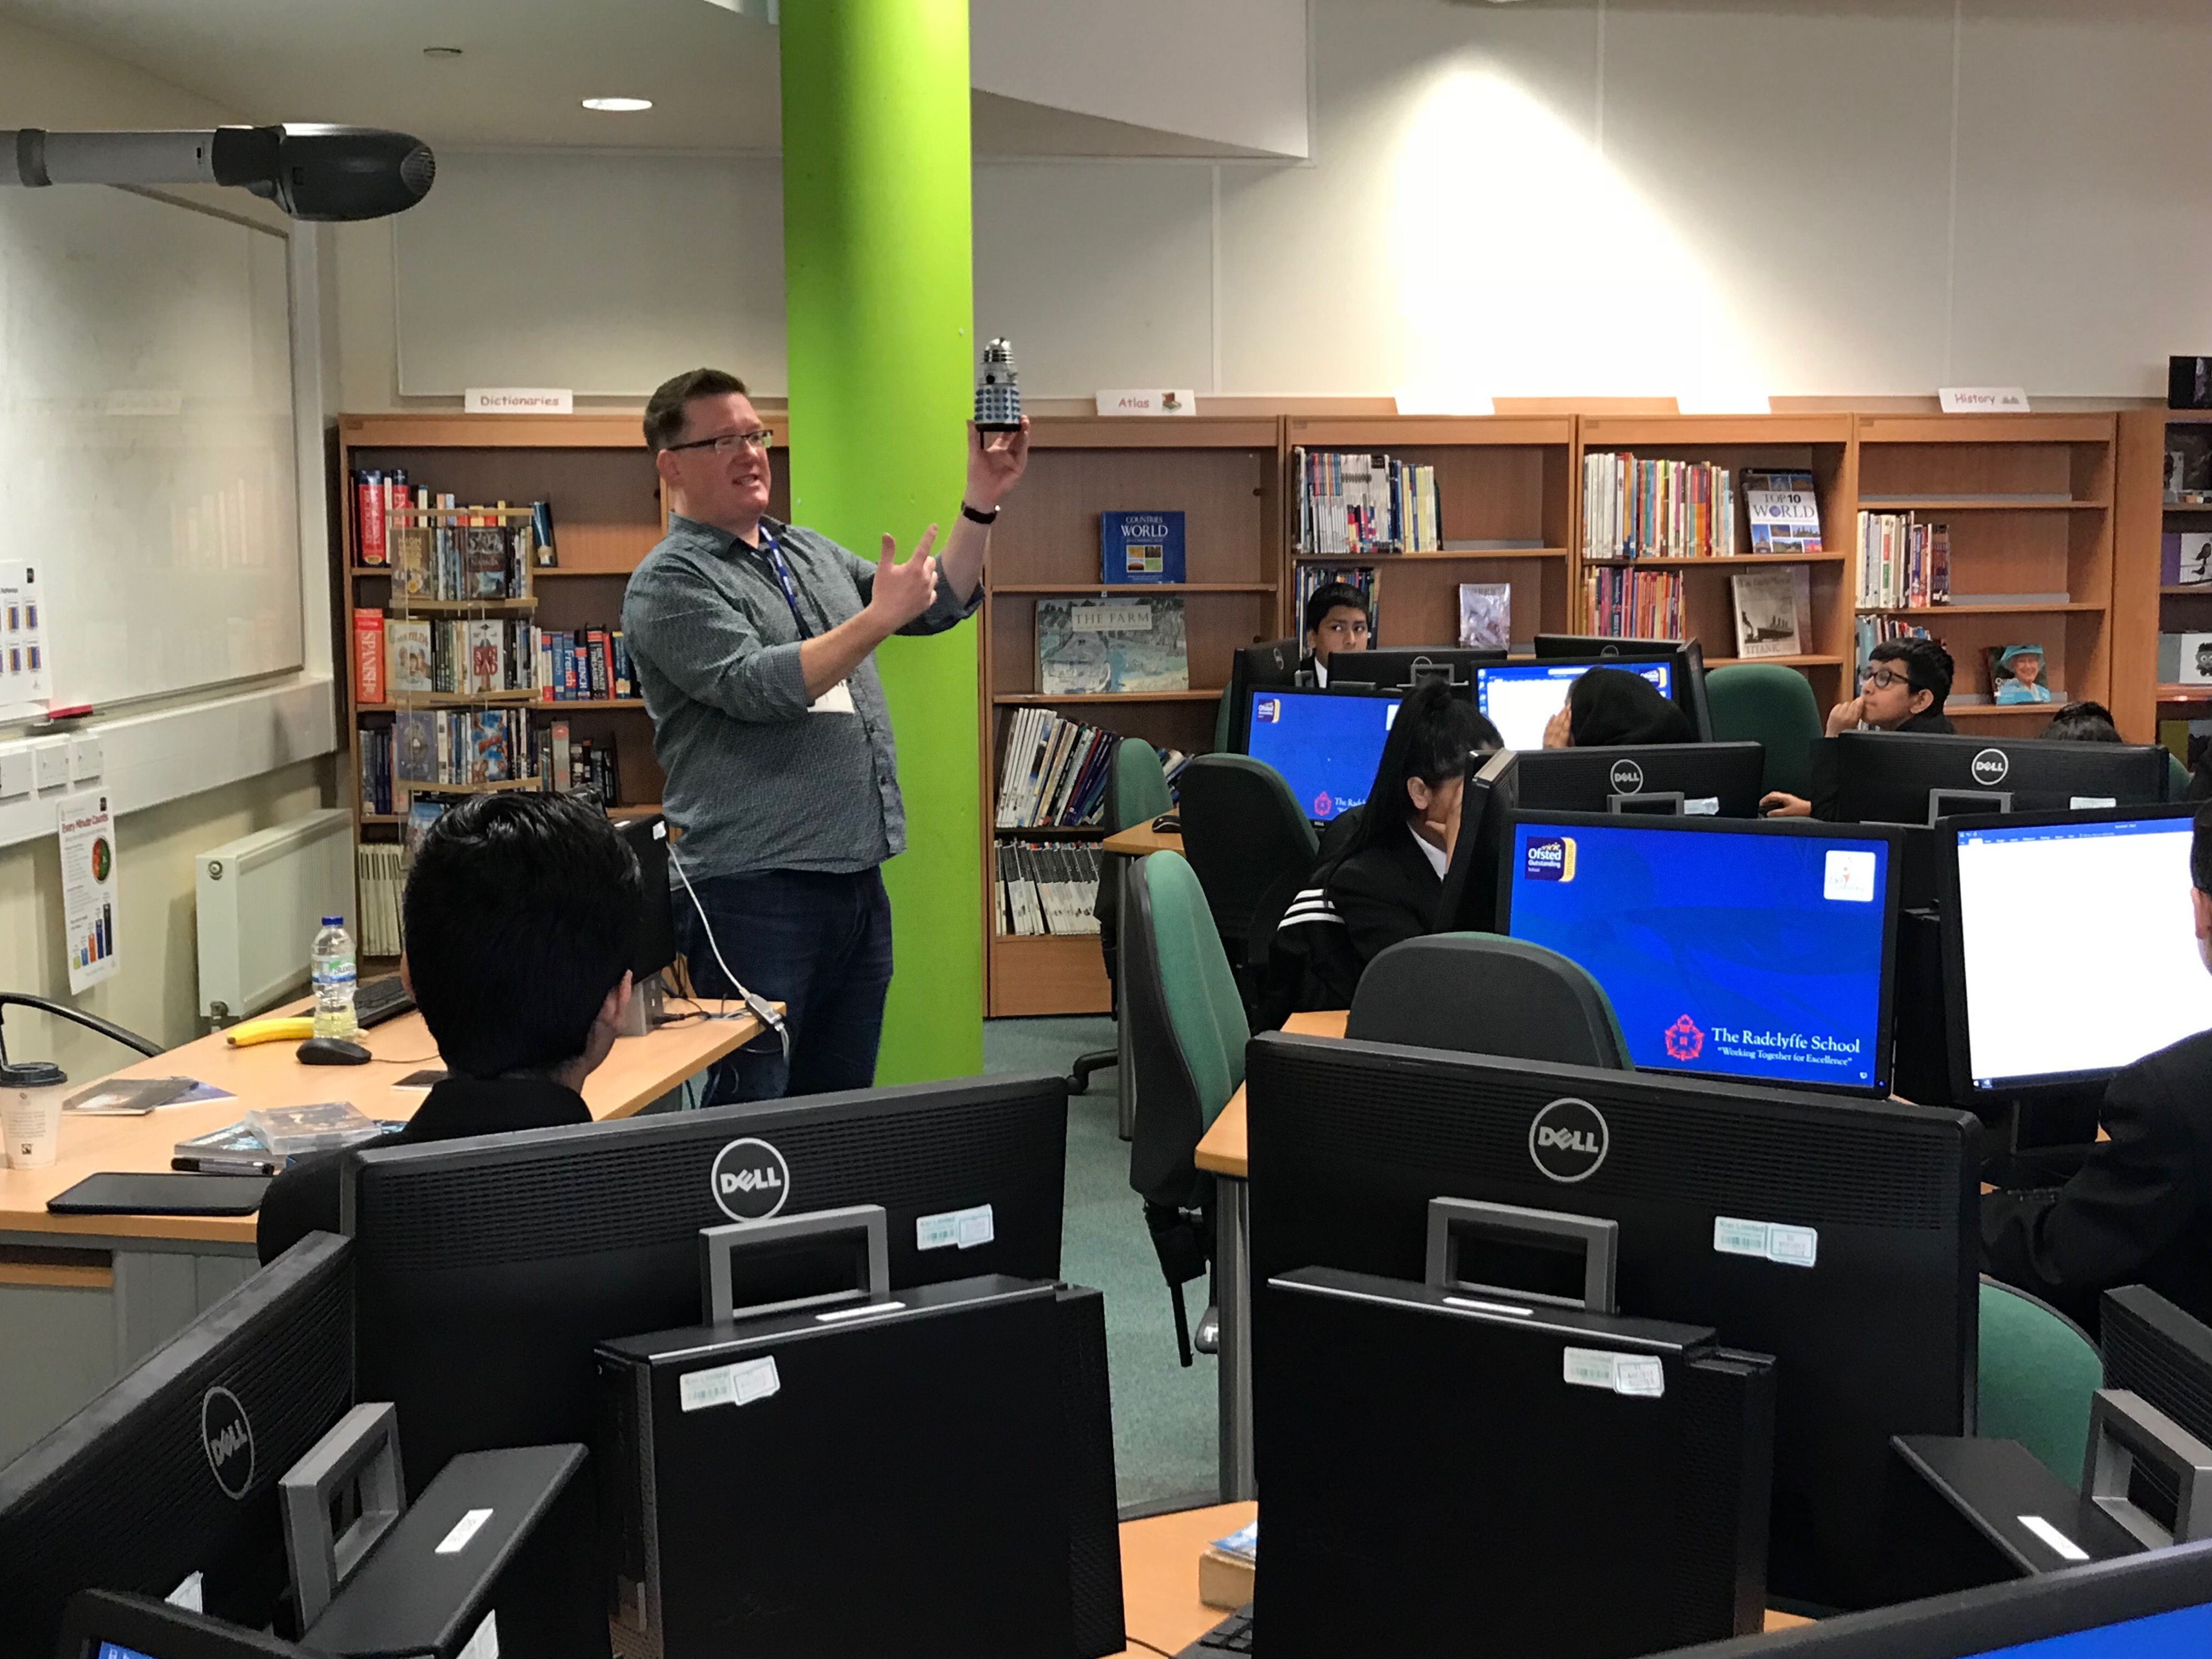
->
xmin=623 ymin=367 xmax=1029 ymax=1100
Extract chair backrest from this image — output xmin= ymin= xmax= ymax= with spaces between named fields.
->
xmin=2168 ymin=748 xmax=2191 ymax=804
xmin=1124 ymin=851 xmax=1250 ymax=1210
xmin=1177 ymin=755 xmax=1321 ymax=955
xmin=1978 ymin=1277 xmax=2103 ymax=1484
xmin=1706 ymin=663 xmax=1822 ymax=798
xmin=1345 ymin=933 xmax=1632 ymax=1069
xmin=1110 ymin=737 xmax=1175 ymax=834
xmin=1214 ymin=685 xmax=1236 ymax=755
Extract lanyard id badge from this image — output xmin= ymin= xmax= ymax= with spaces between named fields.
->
xmin=757 ymin=533 xmax=811 ymax=640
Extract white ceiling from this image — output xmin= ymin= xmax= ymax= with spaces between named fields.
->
xmin=0 ymin=0 xmax=1276 ymax=156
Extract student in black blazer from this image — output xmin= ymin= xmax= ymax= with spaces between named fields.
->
xmin=1763 ymin=636 xmax=1959 ymax=817
xmin=1540 ymin=664 xmax=1695 ymax=749
xmin=1295 ymin=580 xmax=1372 ymax=686
xmin=1323 ymin=681 xmax=1503 ymax=968
xmin=256 ymin=793 xmax=637 ymax=1263
xmin=1981 ymin=802 xmax=2212 ymax=1334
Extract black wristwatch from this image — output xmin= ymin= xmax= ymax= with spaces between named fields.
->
xmin=960 ymin=501 xmax=1000 ymax=526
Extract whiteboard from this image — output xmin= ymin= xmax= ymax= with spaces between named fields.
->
xmin=0 ymin=186 xmax=301 ymax=712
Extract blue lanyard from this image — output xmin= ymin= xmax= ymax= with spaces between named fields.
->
xmin=754 ymin=533 xmax=811 ymax=639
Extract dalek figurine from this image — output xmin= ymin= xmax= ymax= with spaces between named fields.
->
xmin=975 ymin=338 xmax=1023 ymax=431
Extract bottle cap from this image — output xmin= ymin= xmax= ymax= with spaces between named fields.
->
xmin=321 ymin=916 xmax=344 ymax=927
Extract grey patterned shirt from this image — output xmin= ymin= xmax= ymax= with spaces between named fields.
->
xmin=622 ymin=514 xmax=980 ymax=879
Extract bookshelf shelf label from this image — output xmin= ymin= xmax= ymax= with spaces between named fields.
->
xmin=1938 ymin=387 xmax=2030 ymax=415
xmin=464 ymin=387 xmax=574 ymax=415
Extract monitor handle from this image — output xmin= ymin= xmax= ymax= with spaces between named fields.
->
xmin=1608 ymin=791 xmax=1686 ymax=817
xmin=1425 ymin=1197 xmax=1619 ymax=1314
xmin=1408 ymin=658 xmax=1458 ymax=687
xmin=699 ymin=1203 xmax=890 ymax=1325
xmin=1928 ymin=788 xmax=2011 ymax=825
xmin=280 ymin=1402 xmax=407 ymax=1627
xmin=2084 ymin=1389 xmax=2212 ymax=1548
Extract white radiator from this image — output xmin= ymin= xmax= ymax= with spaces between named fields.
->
xmin=194 ymin=808 xmax=356 ymax=1022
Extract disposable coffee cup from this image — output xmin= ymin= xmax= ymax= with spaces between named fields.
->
xmin=2 ymin=1061 xmax=69 ymax=1170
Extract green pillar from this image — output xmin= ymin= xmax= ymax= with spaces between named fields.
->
xmin=780 ymin=0 xmax=983 ymax=1084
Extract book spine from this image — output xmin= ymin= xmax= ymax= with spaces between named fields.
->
xmin=353 ymin=608 xmax=385 ymax=704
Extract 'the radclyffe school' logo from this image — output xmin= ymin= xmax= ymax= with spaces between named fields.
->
xmin=1312 ymin=792 xmax=1333 ymax=817
xmin=1664 ymin=1015 xmax=1705 ymax=1062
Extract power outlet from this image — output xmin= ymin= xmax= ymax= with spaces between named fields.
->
xmin=0 ymin=744 xmax=30 ymax=800
xmin=31 ymin=739 xmax=70 ymax=791
xmin=68 ymin=735 xmax=103 ymax=784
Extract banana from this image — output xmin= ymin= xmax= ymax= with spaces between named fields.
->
xmin=224 ymin=1017 xmax=318 ymax=1047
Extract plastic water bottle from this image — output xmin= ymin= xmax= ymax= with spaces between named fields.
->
xmin=312 ymin=916 xmax=358 ymax=1040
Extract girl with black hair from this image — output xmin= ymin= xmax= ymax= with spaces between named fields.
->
xmin=1542 ymin=665 xmax=1694 ymax=748
xmin=1323 ymin=680 xmax=1503 ymax=966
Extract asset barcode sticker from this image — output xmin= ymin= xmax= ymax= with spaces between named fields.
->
xmin=2069 ymin=797 xmax=2117 ymax=810
xmin=1715 ymin=1215 xmax=1820 ymax=1269
xmin=917 ymin=1203 xmax=995 ymax=1251
xmin=1685 ymin=797 xmax=1720 ymax=816
xmin=679 ymin=1355 xmax=781 ymax=1413
xmin=1562 ymin=1347 xmax=1666 ymax=1398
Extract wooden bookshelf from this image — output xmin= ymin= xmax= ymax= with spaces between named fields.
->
xmin=1855 ymin=413 xmax=2117 ymax=732
xmin=978 ymin=417 xmax=1281 ymax=1017
xmin=2115 ymin=409 xmax=2212 ymax=747
xmin=1572 ymin=413 xmax=1856 ymax=710
xmin=335 ymin=411 xmax=791 ymax=932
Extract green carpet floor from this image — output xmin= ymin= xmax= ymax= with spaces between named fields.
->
xmin=981 ymin=1015 xmax=1218 ymax=1513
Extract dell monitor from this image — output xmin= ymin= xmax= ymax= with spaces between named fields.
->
xmin=1319 ymin=646 xmax=1506 ymax=691
xmin=1435 ymin=747 xmax=1521 ymax=932
xmin=1941 ymin=807 xmax=2212 ymax=1105
xmin=1475 ymin=657 xmax=1678 ymax=752
xmin=1533 ymin=634 xmax=1713 ymax=740
xmin=1243 ymin=1033 xmax=1980 ymax=1610
xmin=1498 ymin=811 xmax=1904 ymax=1094
xmin=0 ymin=1234 xmax=354 ymax=1659
xmin=342 ymin=1074 xmax=1069 ymax=1493
xmin=1663 ymin=1537 xmax=2212 ymax=1657
xmin=54 ymin=1589 xmax=320 ymax=1659
xmin=1829 ymin=731 xmax=2170 ymax=826
xmin=1513 ymin=742 xmax=1765 ymax=819
xmin=1242 ymin=685 xmax=1414 ymax=822
xmin=2101 ymin=1286 xmax=2212 ymax=1536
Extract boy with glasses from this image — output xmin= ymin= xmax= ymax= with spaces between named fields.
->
xmin=1761 ymin=636 xmax=1956 ymax=816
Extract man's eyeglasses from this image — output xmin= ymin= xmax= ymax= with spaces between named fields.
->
xmin=665 ymin=427 xmax=774 ymax=456
xmin=1862 ymin=667 xmax=1912 ymax=691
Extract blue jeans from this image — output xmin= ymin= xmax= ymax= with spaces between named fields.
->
xmin=676 ymin=867 xmax=894 ymax=1103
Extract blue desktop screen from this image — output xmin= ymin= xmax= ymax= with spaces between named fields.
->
xmin=97 ymin=1646 xmax=159 ymax=1659
xmin=1978 ymin=1600 xmax=2212 ymax=1656
xmin=1246 ymin=689 xmax=1401 ymax=821
xmin=1505 ymin=819 xmax=1892 ymax=1090
xmin=1476 ymin=661 xmax=1673 ymax=752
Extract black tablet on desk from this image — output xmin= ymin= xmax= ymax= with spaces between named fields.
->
xmin=47 ymin=1172 xmax=269 ymax=1216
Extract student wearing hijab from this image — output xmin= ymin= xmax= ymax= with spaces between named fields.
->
xmin=1541 ymin=665 xmax=1695 ymax=748
xmin=1323 ymin=681 xmax=1504 ymax=967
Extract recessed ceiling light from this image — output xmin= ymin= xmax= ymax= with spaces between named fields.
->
xmin=423 ymin=46 xmax=462 ymax=57
xmin=582 ymin=97 xmax=653 ymax=112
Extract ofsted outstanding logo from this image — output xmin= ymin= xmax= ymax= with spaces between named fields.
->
xmin=1970 ymin=748 xmax=2011 ymax=786
xmin=1609 ymin=758 xmax=1645 ymax=794
xmin=710 ymin=1137 xmax=792 ymax=1223
xmin=1523 ymin=835 xmax=1576 ymax=883
xmin=1528 ymin=1097 xmax=1610 ymax=1183
xmin=201 ymin=1386 xmax=255 ymax=1500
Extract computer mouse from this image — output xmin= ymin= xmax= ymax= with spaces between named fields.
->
xmin=297 ymin=1037 xmax=373 ymax=1066
xmin=1152 ymin=814 xmax=1181 ymax=832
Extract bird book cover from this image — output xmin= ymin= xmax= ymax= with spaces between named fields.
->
xmin=1099 ymin=511 xmax=1186 ymax=584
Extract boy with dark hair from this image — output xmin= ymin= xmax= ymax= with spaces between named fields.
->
xmin=256 ymin=793 xmax=639 ymax=1262
xmin=2044 ymin=700 xmax=2124 ymax=743
xmin=1762 ymin=637 xmax=1957 ymax=815
xmin=1299 ymin=580 xmax=1371 ymax=686
xmin=1982 ymin=802 xmax=2212 ymax=1333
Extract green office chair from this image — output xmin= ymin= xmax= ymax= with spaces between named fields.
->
xmin=1070 ymin=739 xmax=1176 ymax=1096
xmin=1978 ymin=1277 xmax=2103 ymax=1484
xmin=2168 ymin=749 xmax=2192 ymax=804
xmin=1124 ymin=850 xmax=1248 ymax=1366
xmin=1706 ymin=663 xmax=1823 ymax=799
xmin=1347 ymin=934 xmax=1632 ymax=1068
xmin=1214 ymin=684 xmax=1235 ymax=755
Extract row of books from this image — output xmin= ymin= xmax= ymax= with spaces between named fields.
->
xmin=354 ymin=469 xmax=554 ymax=596
xmin=1295 ymin=563 xmax=1381 ymax=641
xmin=354 ymin=610 xmax=634 ymax=703
xmin=995 ymin=709 xmax=1119 ymax=828
xmin=1581 ymin=453 xmax=1737 ymax=561
xmin=357 ymin=713 xmax=623 ymax=810
xmin=1294 ymin=449 xmax=1443 ymax=554
xmin=995 ymin=843 xmax=1103 ymax=937
xmin=1853 ymin=614 xmax=1936 ymax=681
xmin=353 ymin=844 xmax=404 ymax=958
xmin=1855 ymin=512 xmax=1951 ymax=610
xmin=1582 ymin=567 xmax=1684 ymax=640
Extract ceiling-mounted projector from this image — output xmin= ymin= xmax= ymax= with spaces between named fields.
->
xmin=5 ymin=125 xmax=435 ymax=221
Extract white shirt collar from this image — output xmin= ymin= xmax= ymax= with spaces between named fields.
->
xmin=1410 ymin=824 xmax=1449 ymax=878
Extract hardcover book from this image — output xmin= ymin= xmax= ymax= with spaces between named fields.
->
xmin=1037 ymin=597 xmax=1189 ymax=693
xmin=390 ymin=523 xmax=432 ymax=598
xmin=353 ymin=608 xmax=385 ymax=704
xmin=465 ymin=527 xmax=508 ymax=599
xmin=386 ymin=619 xmax=434 ymax=695
xmin=1457 ymin=583 xmax=1511 ymax=650
xmin=2166 ymin=532 xmax=2212 ymax=586
xmin=393 ymin=712 xmax=437 ymax=783
xmin=1730 ymin=568 xmax=1807 ymax=659
xmin=1100 ymin=511 xmax=1186 ymax=584
xmin=2182 ymin=633 xmax=2212 ymax=686
xmin=466 ymin=619 xmax=504 ymax=695
xmin=1742 ymin=470 xmax=1822 ymax=557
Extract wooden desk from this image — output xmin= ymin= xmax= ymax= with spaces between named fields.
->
xmin=1198 ymin=1009 xmax=1345 ymax=1181
xmin=0 ymin=997 xmax=763 ymax=1464
xmin=1101 ymin=823 xmax=1184 ymax=859
xmin=1113 ymin=1503 xmax=1808 ymax=1653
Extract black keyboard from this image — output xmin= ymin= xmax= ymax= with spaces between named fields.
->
xmin=354 ymin=975 xmax=416 ymax=1029
xmin=1178 ymin=1606 xmax=1253 ymax=1656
